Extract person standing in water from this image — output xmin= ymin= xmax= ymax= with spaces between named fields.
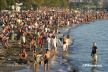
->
xmin=63 ymin=35 xmax=70 ymax=52
xmin=66 ymin=35 xmax=70 ymax=50
xmin=91 ymin=42 xmax=97 ymax=64
xmin=33 ymin=51 xmax=43 ymax=72
xmin=44 ymin=49 xmax=50 ymax=72
xmin=63 ymin=41 xmax=67 ymax=52
xmin=52 ymin=35 xmax=57 ymax=52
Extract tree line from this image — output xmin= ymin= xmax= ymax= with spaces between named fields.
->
xmin=0 ymin=0 xmax=106 ymax=11
xmin=0 ymin=0 xmax=69 ymax=10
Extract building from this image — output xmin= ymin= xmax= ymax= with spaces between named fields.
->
xmin=68 ymin=0 xmax=83 ymax=3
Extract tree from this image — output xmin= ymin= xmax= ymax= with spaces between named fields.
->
xmin=0 ymin=0 xmax=7 ymax=10
xmin=34 ymin=0 xmax=44 ymax=6
xmin=0 ymin=0 xmax=69 ymax=10
xmin=60 ymin=0 xmax=68 ymax=8
xmin=44 ymin=0 xmax=68 ymax=8
xmin=21 ymin=0 xmax=34 ymax=9
xmin=6 ymin=0 xmax=16 ymax=5
xmin=50 ymin=0 xmax=61 ymax=7
xmin=44 ymin=0 xmax=50 ymax=6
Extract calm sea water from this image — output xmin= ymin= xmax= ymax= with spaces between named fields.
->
xmin=68 ymin=20 xmax=108 ymax=72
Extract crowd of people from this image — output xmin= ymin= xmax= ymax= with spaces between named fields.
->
xmin=0 ymin=7 xmax=108 ymax=71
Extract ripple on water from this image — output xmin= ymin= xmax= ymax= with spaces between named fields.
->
xmin=68 ymin=20 xmax=108 ymax=72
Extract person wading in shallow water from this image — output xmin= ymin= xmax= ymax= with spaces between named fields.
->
xmin=63 ymin=35 xmax=70 ymax=52
xmin=33 ymin=51 xmax=43 ymax=72
xmin=91 ymin=42 xmax=98 ymax=64
xmin=44 ymin=49 xmax=50 ymax=72
xmin=63 ymin=41 xmax=67 ymax=52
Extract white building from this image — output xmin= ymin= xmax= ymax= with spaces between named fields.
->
xmin=69 ymin=0 xmax=84 ymax=3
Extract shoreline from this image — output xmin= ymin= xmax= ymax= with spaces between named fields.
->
xmin=0 ymin=7 xmax=108 ymax=70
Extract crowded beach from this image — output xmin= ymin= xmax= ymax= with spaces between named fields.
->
xmin=0 ymin=7 xmax=108 ymax=72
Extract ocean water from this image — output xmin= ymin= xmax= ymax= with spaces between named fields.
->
xmin=14 ymin=20 xmax=108 ymax=72
xmin=68 ymin=20 xmax=108 ymax=72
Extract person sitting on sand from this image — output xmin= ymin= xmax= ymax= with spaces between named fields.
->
xmin=18 ymin=49 xmax=28 ymax=64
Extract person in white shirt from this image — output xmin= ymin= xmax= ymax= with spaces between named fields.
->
xmin=63 ymin=35 xmax=70 ymax=52
xmin=47 ymin=36 xmax=51 ymax=50
xmin=52 ymin=36 xmax=57 ymax=51
xmin=65 ymin=35 xmax=70 ymax=49
xmin=63 ymin=41 xmax=67 ymax=51
xmin=22 ymin=33 xmax=26 ymax=44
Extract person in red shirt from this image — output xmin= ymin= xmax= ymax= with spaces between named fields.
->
xmin=38 ymin=35 xmax=43 ymax=48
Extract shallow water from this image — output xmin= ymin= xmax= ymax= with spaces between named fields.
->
xmin=6 ymin=20 xmax=108 ymax=72
xmin=43 ymin=20 xmax=108 ymax=72
xmin=68 ymin=20 xmax=108 ymax=72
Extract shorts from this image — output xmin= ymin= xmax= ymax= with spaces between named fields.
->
xmin=44 ymin=59 xmax=48 ymax=64
xmin=92 ymin=54 xmax=97 ymax=61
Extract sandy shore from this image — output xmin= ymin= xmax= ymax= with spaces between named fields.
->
xmin=0 ymin=26 xmax=74 ymax=72
xmin=0 ymin=64 xmax=28 ymax=72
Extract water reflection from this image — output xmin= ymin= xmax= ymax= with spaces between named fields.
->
xmin=69 ymin=20 xmax=108 ymax=72
xmin=91 ymin=67 xmax=96 ymax=72
xmin=62 ymin=51 xmax=69 ymax=64
xmin=91 ymin=52 xmax=97 ymax=72
xmin=91 ymin=54 xmax=97 ymax=65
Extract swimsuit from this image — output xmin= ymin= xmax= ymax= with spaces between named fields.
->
xmin=44 ymin=59 xmax=48 ymax=64
xmin=44 ymin=54 xmax=49 ymax=64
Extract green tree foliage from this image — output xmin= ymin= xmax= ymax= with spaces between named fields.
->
xmin=6 ymin=0 xmax=16 ymax=5
xmin=43 ymin=0 xmax=68 ymax=8
xmin=44 ymin=0 xmax=50 ymax=6
xmin=50 ymin=0 xmax=61 ymax=7
xmin=34 ymin=0 xmax=44 ymax=6
xmin=0 ymin=0 xmax=7 ymax=10
xmin=60 ymin=0 xmax=68 ymax=8
xmin=0 ymin=0 xmax=68 ymax=10
xmin=21 ymin=0 xmax=33 ymax=9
